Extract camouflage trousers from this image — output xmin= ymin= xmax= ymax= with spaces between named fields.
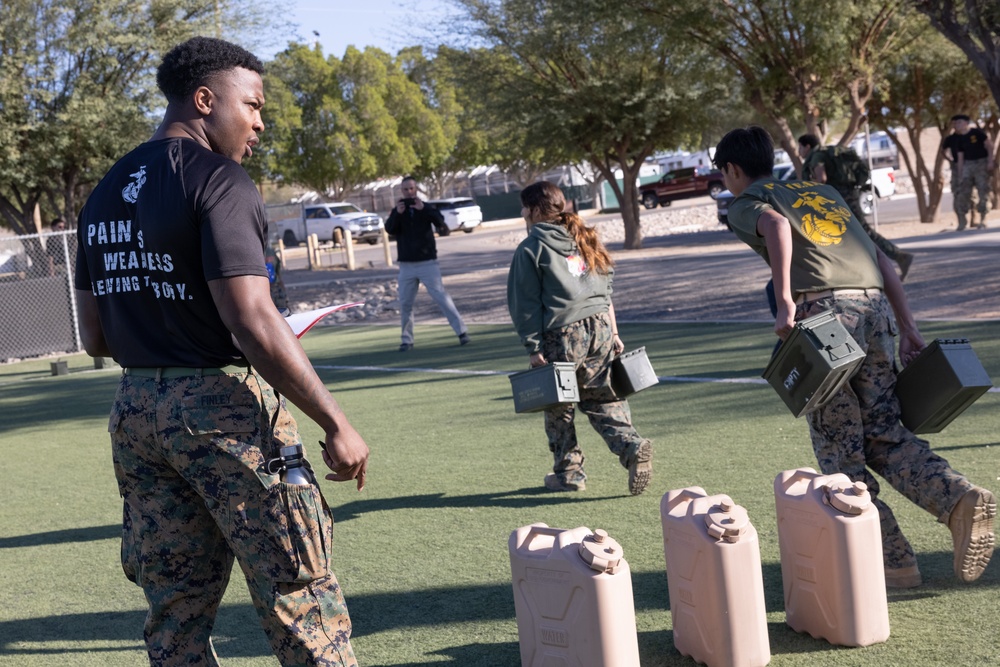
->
xmin=110 ymin=370 xmax=356 ymax=666
xmin=837 ymin=187 xmax=902 ymax=260
xmin=798 ymin=294 xmax=974 ymax=570
xmin=541 ymin=312 xmax=646 ymax=484
xmin=950 ymin=167 xmax=961 ymax=215
xmin=956 ymin=158 xmax=991 ymax=225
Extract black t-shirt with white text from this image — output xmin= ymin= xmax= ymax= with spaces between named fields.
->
xmin=74 ymin=138 xmax=268 ymax=367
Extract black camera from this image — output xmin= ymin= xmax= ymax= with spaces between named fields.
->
xmin=401 ymin=197 xmax=416 ymax=207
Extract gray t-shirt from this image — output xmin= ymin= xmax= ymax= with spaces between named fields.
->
xmin=727 ymin=178 xmax=883 ymax=294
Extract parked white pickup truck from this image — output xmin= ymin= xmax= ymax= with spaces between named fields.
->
xmin=861 ymin=166 xmax=896 ymax=215
xmin=272 ymin=203 xmax=384 ymax=246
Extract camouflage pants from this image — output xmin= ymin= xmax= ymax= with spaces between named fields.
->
xmin=541 ymin=312 xmax=645 ymax=484
xmin=798 ymin=294 xmax=974 ymax=570
xmin=950 ymin=166 xmax=961 ymax=215
xmin=956 ymin=158 xmax=991 ymax=223
xmin=838 ymin=187 xmax=902 ymax=260
xmin=110 ymin=370 xmax=356 ymax=666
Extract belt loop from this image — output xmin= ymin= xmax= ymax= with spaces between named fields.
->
xmin=155 ymin=368 xmax=163 ymax=382
xmin=195 ymin=368 xmax=204 ymax=377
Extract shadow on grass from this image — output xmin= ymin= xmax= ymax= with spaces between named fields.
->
xmin=0 ymin=524 xmax=120 ymax=549
xmin=932 ymin=440 xmax=999 ymax=451
xmin=3 ymin=558 xmax=996 ymax=661
xmin=332 ymin=487 xmax=623 ymax=522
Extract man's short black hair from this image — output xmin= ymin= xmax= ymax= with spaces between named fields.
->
xmin=156 ymin=36 xmax=264 ymax=104
xmin=951 ymin=114 xmax=971 ymax=122
xmin=798 ymin=133 xmax=821 ymax=149
xmin=401 ymin=175 xmax=417 ymax=184
xmin=714 ymin=126 xmax=774 ymax=179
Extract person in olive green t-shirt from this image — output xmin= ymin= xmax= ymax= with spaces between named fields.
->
xmin=715 ymin=126 xmax=995 ymax=590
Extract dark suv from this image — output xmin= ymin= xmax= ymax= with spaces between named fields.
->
xmin=639 ymin=166 xmax=726 ymax=209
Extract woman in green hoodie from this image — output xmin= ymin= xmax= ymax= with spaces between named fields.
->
xmin=507 ymin=181 xmax=653 ymax=495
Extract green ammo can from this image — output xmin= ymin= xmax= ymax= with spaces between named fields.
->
xmin=762 ymin=310 xmax=866 ymax=417
xmin=509 ymin=362 xmax=580 ymax=413
xmin=895 ymin=338 xmax=993 ymax=434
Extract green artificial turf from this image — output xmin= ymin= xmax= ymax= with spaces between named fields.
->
xmin=0 ymin=322 xmax=997 ymax=666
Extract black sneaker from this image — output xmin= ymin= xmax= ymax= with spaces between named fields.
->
xmin=399 ymin=343 xmax=413 ymax=352
xmin=459 ymin=332 xmax=471 ymax=346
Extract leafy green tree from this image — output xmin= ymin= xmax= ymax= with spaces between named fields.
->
xmin=913 ymin=0 xmax=1000 ymax=206
xmin=639 ymin=0 xmax=913 ymax=165
xmin=912 ymin=0 xmax=1000 ymax=109
xmin=397 ymin=46 xmax=495 ymax=198
xmin=0 ymin=0 xmax=292 ymax=256
xmin=870 ymin=28 xmax=997 ymax=222
xmin=263 ymin=44 xmax=442 ymax=199
xmin=451 ymin=0 xmax=725 ymax=249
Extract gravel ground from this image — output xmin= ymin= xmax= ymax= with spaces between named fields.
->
xmin=287 ymin=197 xmax=1000 ymax=329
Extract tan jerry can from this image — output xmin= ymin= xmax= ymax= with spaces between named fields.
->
xmin=660 ymin=488 xmax=771 ymax=667
xmin=773 ymin=468 xmax=890 ymax=647
xmin=509 ymin=523 xmax=640 ymax=667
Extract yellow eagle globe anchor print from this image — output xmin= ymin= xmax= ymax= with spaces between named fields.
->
xmin=792 ymin=190 xmax=853 ymax=246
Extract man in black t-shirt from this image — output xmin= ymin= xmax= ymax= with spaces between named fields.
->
xmin=74 ymin=37 xmax=367 ymax=666
xmin=950 ymin=114 xmax=995 ymax=229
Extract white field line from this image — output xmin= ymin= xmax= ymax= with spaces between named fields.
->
xmin=313 ymin=364 xmax=999 ymax=392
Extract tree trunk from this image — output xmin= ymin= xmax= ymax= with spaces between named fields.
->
xmin=886 ymin=125 xmax=944 ymax=224
xmin=591 ymin=158 xmax=643 ymax=249
xmin=619 ymin=166 xmax=643 ymax=249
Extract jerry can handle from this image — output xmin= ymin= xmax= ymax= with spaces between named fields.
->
xmin=776 ymin=467 xmax=818 ymax=492
xmin=512 ymin=523 xmax=563 ymax=554
xmin=662 ymin=486 xmax=708 ymax=513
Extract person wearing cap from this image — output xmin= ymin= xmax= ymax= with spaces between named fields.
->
xmin=714 ymin=125 xmax=995 ymax=590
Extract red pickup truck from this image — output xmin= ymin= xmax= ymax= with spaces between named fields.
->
xmin=639 ymin=166 xmax=726 ymax=209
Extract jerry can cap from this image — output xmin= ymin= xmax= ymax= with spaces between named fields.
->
xmin=578 ymin=529 xmax=624 ymax=574
xmin=822 ymin=481 xmax=871 ymax=515
xmin=704 ymin=498 xmax=750 ymax=543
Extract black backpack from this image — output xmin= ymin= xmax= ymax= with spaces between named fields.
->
xmin=823 ymin=146 xmax=870 ymax=189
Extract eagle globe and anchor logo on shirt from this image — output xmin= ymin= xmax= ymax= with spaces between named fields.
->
xmin=122 ymin=166 xmax=147 ymax=203
xmin=765 ymin=181 xmax=852 ymax=247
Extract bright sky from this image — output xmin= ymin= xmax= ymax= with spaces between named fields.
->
xmin=262 ymin=0 xmax=454 ymax=60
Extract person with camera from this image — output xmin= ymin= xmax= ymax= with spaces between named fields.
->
xmin=384 ymin=176 xmax=469 ymax=351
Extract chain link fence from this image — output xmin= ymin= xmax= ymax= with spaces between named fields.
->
xmin=0 ymin=230 xmax=81 ymax=362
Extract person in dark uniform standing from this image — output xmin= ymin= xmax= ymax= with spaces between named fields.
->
xmin=950 ymin=114 xmax=995 ymax=229
xmin=717 ymin=126 xmax=995 ymax=590
xmin=798 ymin=133 xmax=914 ymax=280
xmin=384 ymin=176 xmax=469 ymax=351
xmin=74 ymin=37 xmax=369 ymax=666
xmin=940 ymin=116 xmax=966 ymax=227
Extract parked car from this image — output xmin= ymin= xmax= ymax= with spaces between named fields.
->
xmin=716 ymin=164 xmax=896 ymax=227
xmin=273 ymin=202 xmax=384 ymax=246
xmin=639 ymin=166 xmax=726 ymax=209
xmin=424 ymin=197 xmax=483 ymax=233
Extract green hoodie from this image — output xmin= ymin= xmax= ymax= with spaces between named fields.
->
xmin=507 ymin=222 xmax=613 ymax=354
